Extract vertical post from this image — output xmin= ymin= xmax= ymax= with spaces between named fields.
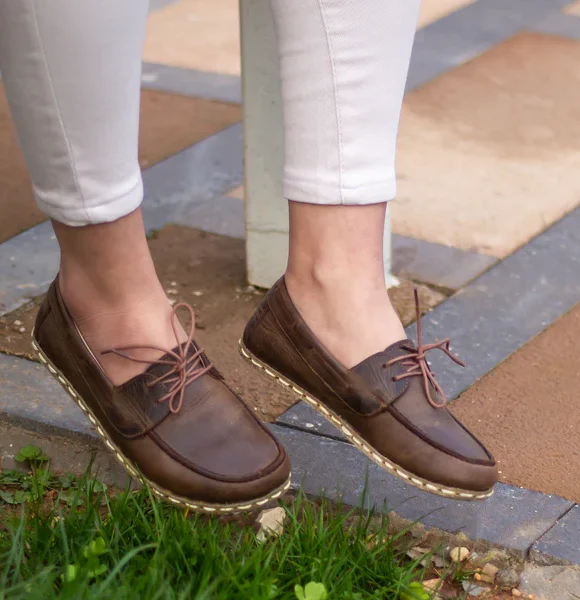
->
xmin=239 ymin=0 xmax=393 ymax=289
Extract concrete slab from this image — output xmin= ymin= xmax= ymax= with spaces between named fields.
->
xmin=392 ymin=234 xmax=496 ymax=289
xmin=519 ymin=565 xmax=580 ymax=599
xmin=144 ymin=0 xmax=241 ymax=75
xmin=394 ymin=33 xmax=580 ymax=258
xmin=532 ymin=506 xmax=580 ymax=565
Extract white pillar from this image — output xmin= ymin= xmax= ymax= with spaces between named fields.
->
xmin=239 ymin=0 xmax=393 ymax=289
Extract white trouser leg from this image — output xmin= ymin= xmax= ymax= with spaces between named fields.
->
xmin=270 ymin=0 xmax=419 ymax=205
xmin=0 ymin=0 xmax=148 ymax=226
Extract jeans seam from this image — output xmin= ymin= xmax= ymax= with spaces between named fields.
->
xmin=315 ymin=0 xmax=344 ymax=204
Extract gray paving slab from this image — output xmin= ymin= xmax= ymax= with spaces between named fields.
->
xmin=528 ymin=11 xmax=580 ymax=41
xmin=407 ymin=0 xmax=572 ymax=91
xmin=276 ymin=402 xmax=347 ymax=442
xmin=270 ymin=424 xmax=573 ymax=552
xmin=176 ymin=194 xmax=245 ymax=239
xmin=392 ymin=234 xmax=497 ymax=290
xmin=0 ymin=222 xmax=59 ymax=315
xmin=0 ymin=353 xmax=95 ymax=441
xmin=407 ymin=204 xmax=580 ymax=401
xmin=141 ymin=123 xmax=243 ymax=232
xmin=519 ymin=564 xmax=580 ymax=598
xmin=141 ymin=63 xmax=242 ymax=104
xmin=531 ymin=505 xmax=580 ymax=565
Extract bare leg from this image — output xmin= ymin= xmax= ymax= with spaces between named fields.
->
xmin=285 ymin=202 xmax=404 ymax=368
xmin=54 ymin=209 xmax=186 ymax=385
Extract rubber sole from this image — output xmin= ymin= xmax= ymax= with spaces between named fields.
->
xmin=239 ymin=340 xmax=494 ymax=502
xmin=31 ymin=332 xmax=291 ymax=514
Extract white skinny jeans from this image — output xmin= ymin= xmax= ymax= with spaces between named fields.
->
xmin=0 ymin=0 xmax=419 ymax=227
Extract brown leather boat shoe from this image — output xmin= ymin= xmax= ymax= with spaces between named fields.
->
xmin=32 ymin=279 xmax=291 ymax=513
xmin=240 ymin=277 xmax=497 ymax=501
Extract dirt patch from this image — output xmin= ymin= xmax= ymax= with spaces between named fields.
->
xmin=0 ymin=85 xmax=240 ymax=243
xmin=0 ymin=225 xmax=445 ymax=421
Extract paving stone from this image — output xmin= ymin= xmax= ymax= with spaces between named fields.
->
xmin=565 ymin=0 xmax=580 ymax=17
xmin=531 ymin=505 xmax=580 ymax=564
xmin=175 ymin=195 xmax=244 ymax=239
xmin=0 ymin=221 xmax=59 ymax=316
xmin=519 ymin=565 xmax=580 ymax=599
xmin=142 ymin=123 xmax=243 ymax=232
xmin=392 ymin=234 xmax=496 ymax=290
xmin=270 ymin=424 xmax=573 ymax=552
xmin=0 ymin=353 xmax=95 ymax=440
xmin=398 ymin=32 xmax=580 ymax=258
xmin=406 ymin=205 xmax=580 ymax=401
xmin=141 ymin=62 xmax=242 ymax=104
xmin=529 ymin=11 xmax=580 ymax=40
xmin=276 ymin=402 xmax=348 ymax=442
xmin=143 ymin=0 xmax=242 ymax=76
xmin=407 ymin=0 xmax=570 ymax=91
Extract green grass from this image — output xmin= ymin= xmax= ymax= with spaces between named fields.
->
xmin=0 ymin=454 xmax=434 ymax=600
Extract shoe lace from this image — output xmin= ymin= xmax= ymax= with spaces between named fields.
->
xmin=385 ymin=289 xmax=464 ymax=408
xmin=101 ymin=302 xmax=212 ymax=414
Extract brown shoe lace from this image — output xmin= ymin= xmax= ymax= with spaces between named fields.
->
xmin=101 ymin=302 xmax=212 ymax=414
xmin=385 ymin=289 xmax=464 ymax=408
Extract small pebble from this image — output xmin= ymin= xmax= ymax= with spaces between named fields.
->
xmin=13 ymin=320 xmax=22 ymax=326
xmin=169 ymin=281 xmax=177 ymax=287
xmin=449 ymin=546 xmax=470 ymax=562
xmin=512 ymin=589 xmax=522 ymax=597
xmin=422 ymin=578 xmax=441 ymax=591
xmin=461 ymin=581 xmax=489 ymax=597
xmin=167 ymin=289 xmax=178 ymax=296
xmin=18 ymin=327 xmax=26 ymax=333
xmin=482 ymin=563 xmax=499 ymax=579
xmin=192 ymin=291 xmax=203 ymax=296
xmin=497 ymin=567 xmax=519 ymax=589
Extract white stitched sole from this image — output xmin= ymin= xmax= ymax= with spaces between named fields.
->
xmin=30 ymin=330 xmax=291 ymax=514
xmin=239 ymin=340 xmax=494 ymax=502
